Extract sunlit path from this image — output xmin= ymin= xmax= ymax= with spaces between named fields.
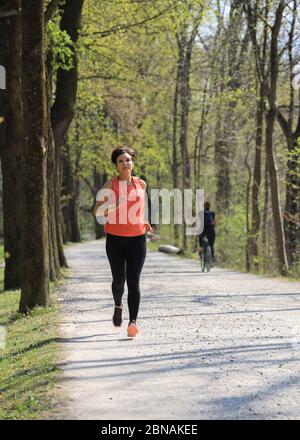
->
xmin=55 ymin=240 xmax=300 ymax=420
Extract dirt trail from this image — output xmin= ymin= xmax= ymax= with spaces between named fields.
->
xmin=55 ymin=239 xmax=300 ymax=420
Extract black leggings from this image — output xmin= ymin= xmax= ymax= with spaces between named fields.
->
xmin=105 ymin=233 xmax=146 ymax=322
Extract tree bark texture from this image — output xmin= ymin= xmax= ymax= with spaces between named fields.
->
xmin=19 ymin=0 xmax=50 ymax=312
xmin=0 ymin=1 xmax=22 ymax=290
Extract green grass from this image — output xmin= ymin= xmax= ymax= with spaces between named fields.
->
xmin=0 ymin=276 xmax=63 ymax=419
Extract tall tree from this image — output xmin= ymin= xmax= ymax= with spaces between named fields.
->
xmin=264 ymin=1 xmax=288 ymax=275
xmin=51 ymin=0 xmax=84 ymax=264
xmin=19 ymin=0 xmax=50 ymax=312
xmin=46 ymin=50 xmax=61 ymax=282
xmin=175 ymin=5 xmax=203 ymax=249
xmin=275 ymin=0 xmax=300 ymax=266
xmin=245 ymin=0 xmax=268 ymax=271
xmin=0 ymin=0 xmax=22 ymax=290
xmin=172 ymin=42 xmax=181 ymax=246
xmin=215 ymin=0 xmax=246 ymax=212
xmin=246 ymin=0 xmax=288 ymax=275
xmin=61 ymin=137 xmax=81 ymax=243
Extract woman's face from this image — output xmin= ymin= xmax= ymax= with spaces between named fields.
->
xmin=115 ymin=152 xmax=134 ymax=174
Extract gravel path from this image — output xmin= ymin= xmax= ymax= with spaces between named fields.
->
xmin=55 ymin=239 xmax=300 ymax=420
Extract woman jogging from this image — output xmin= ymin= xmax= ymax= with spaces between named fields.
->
xmin=93 ymin=146 xmax=152 ymax=337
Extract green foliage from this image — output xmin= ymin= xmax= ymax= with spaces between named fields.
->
xmin=60 ymin=0 xmax=300 ymax=277
xmin=215 ymin=205 xmax=247 ymax=270
xmin=46 ymin=20 xmax=74 ymax=72
xmin=288 ymin=259 xmax=300 ymax=280
xmin=287 ymin=144 xmax=300 ymax=180
xmin=0 ymin=243 xmax=4 ymax=264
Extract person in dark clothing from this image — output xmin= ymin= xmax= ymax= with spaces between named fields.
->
xmin=199 ymin=201 xmax=216 ymax=261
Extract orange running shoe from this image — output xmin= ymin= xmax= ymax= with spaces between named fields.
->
xmin=127 ymin=322 xmax=139 ymax=337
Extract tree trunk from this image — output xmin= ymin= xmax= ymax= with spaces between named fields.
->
xmin=46 ymin=54 xmax=61 ymax=282
xmin=68 ymin=175 xmax=81 ymax=242
xmin=284 ymin=135 xmax=300 ymax=265
xmin=277 ymin=0 xmax=300 ymax=266
xmin=194 ymin=79 xmax=209 ymax=187
xmin=245 ymin=140 xmax=252 ymax=272
xmin=172 ymin=48 xmax=181 ymax=246
xmin=247 ymin=0 xmax=288 ymax=274
xmin=19 ymin=0 xmax=50 ymax=312
xmin=265 ymin=108 xmax=288 ymax=275
xmin=178 ymin=34 xmax=193 ymax=250
xmin=179 ymin=43 xmax=191 ymax=193
xmin=93 ymin=170 xmax=106 ymax=239
xmin=0 ymin=3 xmax=22 ymax=290
xmin=265 ymin=1 xmax=288 ymax=275
xmin=61 ymin=144 xmax=72 ymax=243
xmin=215 ymin=52 xmax=231 ymax=212
xmin=61 ymin=141 xmax=81 ymax=242
xmin=248 ymin=81 xmax=264 ymax=270
xmin=51 ymin=0 xmax=84 ymax=265
xmin=262 ymin=159 xmax=269 ymax=271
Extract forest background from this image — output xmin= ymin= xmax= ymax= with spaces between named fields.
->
xmin=0 ymin=0 xmax=300 ymax=314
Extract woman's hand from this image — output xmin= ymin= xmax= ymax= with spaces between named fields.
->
xmin=144 ymin=222 xmax=153 ymax=233
xmin=92 ymin=205 xmax=100 ymax=217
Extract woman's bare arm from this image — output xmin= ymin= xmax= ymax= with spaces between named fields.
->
xmin=92 ymin=180 xmax=112 ymax=217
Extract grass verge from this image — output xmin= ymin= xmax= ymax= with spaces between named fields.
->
xmin=0 ymin=272 xmax=64 ymax=420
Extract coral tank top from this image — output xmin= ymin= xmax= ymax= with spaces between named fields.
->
xmin=104 ymin=176 xmax=146 ymax=237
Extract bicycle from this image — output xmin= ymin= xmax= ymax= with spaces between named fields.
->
xmin=198 ymin=236 xmax=212 ymax=272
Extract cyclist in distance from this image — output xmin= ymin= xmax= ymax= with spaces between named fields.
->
xmin=199 ymin=201 xmax=216 ymax=263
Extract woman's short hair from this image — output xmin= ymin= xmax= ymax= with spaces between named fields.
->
xmin=111 ymin=145 xmax=136 ymax=165
xmin=204 ymin=201 xmax=210 ymax=209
